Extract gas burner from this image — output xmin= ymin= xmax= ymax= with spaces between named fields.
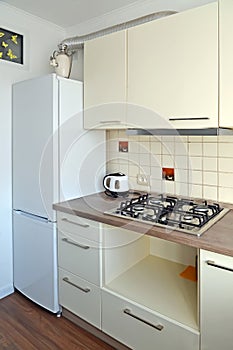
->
xmin=105 ymin=194 xmax=229 ymax=236
xmin=132 ymin=204 xmax=145 ymax=212
xmin=182 ymin=214 xmax=194 ymax=222
xmin=194 ymin=205 xmax=209 ymax=213
xmin=149 ymin=199 xmax=162 ymax=205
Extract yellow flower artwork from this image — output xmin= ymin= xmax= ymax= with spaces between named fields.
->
xmin=0 ymin=32 xmax=5 ymax=38
xmin=0 ymin=52 xmax=3 ymax=58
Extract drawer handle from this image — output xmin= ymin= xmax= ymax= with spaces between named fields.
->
xmin=123 ymin=308 xmax=164 ymax=331
xmin=61 ymin=218 xmax=90 ymax=228
xmin=62 ymin=237 xmax=90 ymax=250
xmin=169 ymin=117 xmax=210 ymax=121
xmin=63 ymin=277 xmax=90 ymax=293
xmin=206 ymin=260 xmax=233 ymax=273
xmin=100 ymin=120 xmax=121 ymax=124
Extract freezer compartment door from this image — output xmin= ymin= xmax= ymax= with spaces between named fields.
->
xmin=13 ymin=210 xmax=59 ymax=313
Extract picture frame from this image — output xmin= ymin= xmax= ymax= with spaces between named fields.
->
xmin=0 ymin=27 xmax=23 ymax=65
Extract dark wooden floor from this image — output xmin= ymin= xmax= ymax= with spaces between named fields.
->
xmin=0 ymin=291 xmax=115 ymax=350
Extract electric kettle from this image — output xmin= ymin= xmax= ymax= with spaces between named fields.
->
xmin=103 ymin=172 xmax=129 ymax=197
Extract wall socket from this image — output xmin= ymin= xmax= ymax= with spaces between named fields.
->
xmin=137 ymin=174 xmax=150 ymax=186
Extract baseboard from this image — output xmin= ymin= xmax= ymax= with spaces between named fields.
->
xmin=62 ymin=308 xmax=131 ymax=350
xmin=0 ymin=284 xmax=14 ymax=299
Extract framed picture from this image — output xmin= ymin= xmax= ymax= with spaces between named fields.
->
xmin=0 ymin=27 xmax=23 ymax=64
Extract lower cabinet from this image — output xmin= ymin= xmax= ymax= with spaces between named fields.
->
xmin=102 ymin=289 xmax=199 ymax=350
xmin=200 ymin=250 xmax=233 ymax=350
xmin=59 ymin=268 xmax=101 ymax=328
xmin=56 ymin=212 xmax=233 ymax=350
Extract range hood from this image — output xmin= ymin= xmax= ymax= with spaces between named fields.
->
xmin=126 ymin=127 xmax=233 ymax=136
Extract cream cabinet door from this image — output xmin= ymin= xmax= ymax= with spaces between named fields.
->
xmin=84 ymin=30 xmax=127 ymax=129
xmin=219 ymin=0 xmax=233 ymax=128
xmin=127 ymin=3 xmax=218 ymax=130
xmin=200 ymin=250 xmax=233 ymax=350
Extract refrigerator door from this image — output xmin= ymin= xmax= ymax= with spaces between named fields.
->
xmin=13 ymin=210 xmax=59 ymax=313
xmin=12 ymin=75 xmax=58 ymax=221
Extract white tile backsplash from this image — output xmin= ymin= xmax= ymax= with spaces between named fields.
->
xmin=106 ymin=131 xmax=233 ymax=204
xmin=150 ymin=141 xmax=162 ymax=154
xmin=218 ymin=143 xmax=233 ymax=158
xmin=129 ymin=141 xmax=139 ymax=153
xmin=151 ymin=166 xmax=162 ymax=179
xmin=203 ymin=157 xmax=218 ymax=172
xmin=189 ymin=170 xmax=203 ymax=185
xmin=219 ymin=173 xmax=233 ymax=188
xmin=175 ymin=155 xmax=188 ymax=169
xmin=162 ymin=142 xmax=174 ymax=155
xmin=218 ymin=158 xmax=233 ymax=172
xmin=189 ymin=156 xmax=202 ymax=170
xmin=188 ymin=143 xmax=203 ymax=156
xmin=188 ymin=184 xmax=203 ymax=199
xmin=203 ymin=171 xmax=218 ymax=186
xmin=175 ymin=182 xmax=189 ymax=196
xmin=203 ymin=186 xmax=218 ymax=201
xmin=175 ymin=142 xmax=188 ymax=155
xmin=139 ymin=153 xmax=150 ymax=166
xmin=203 ymin=143 xmax=218 ymax=157
xmin=163 ymin=180 xmax=175 ymax=194
xmin=162 ymin=154 xmax=174 ymax=168
xmin=219 ymin=187 xmax=233 ymax=203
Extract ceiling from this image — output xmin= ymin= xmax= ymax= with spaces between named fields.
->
xmin=2 ymin=0 xmax=142 ymax=28
xmin=2 ymin=0 xmax=215 ymax=29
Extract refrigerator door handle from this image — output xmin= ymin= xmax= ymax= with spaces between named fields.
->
xmin=13 ymin=209 xmax=51 ymax=223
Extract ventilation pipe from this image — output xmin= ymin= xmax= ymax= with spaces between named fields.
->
xmin=58 ymin=10 xmax=178 ymax=52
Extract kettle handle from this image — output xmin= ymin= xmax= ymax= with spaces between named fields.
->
xmin=103 ymin=175 xmax=110 ymax=190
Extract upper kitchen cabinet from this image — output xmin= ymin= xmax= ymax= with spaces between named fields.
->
xmin=127 ymin=2 xmax=218 ymax=130
xmin=84 ymin=30 xmax=127 ymax=129
xmin=219 ymin=0 xmax=233 ymax=128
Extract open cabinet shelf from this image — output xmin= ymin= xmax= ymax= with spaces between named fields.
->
xmin=104 ymin=254 xmax=198 ymax=330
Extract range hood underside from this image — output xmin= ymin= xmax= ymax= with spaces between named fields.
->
xmin=126 ymin=128 xmax=233 ymax=136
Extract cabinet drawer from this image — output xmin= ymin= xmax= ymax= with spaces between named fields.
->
xmin=200 ymin=249 xmax=233 ymax=270
xmin=59 ymin=268 xmax=101 ymax=329
xmin=58 ymin=231 xmax=100 ymax=285
xmin=57 ymin=212 xmax=101 ymax=243
xmin=102 ymin=289 xmax=199 ymax=350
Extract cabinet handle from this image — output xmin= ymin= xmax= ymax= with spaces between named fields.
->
xmin=123 ymin=308 xmax=164 ymax=331
xmin=169 ymin=117 xmax=210 ymax=121
xmin=62 ymin=237 xmax=90 ymax=250
xmin=62 ymin=277 xmax=90 ymax=293
xmin=206 ymin=260 xmax=233 ymax=273
xmin=99 ymin=120 xmax=121 ymax=124
xmin=61 ymin=217 xmax=90 ymax=228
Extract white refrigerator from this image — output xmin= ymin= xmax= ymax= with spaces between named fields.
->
xmin=12 ymin=74 xmax=105 ymax=313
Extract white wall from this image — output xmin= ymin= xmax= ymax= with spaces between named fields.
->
xmin=0 ymin=3 xmax=65 ymax=298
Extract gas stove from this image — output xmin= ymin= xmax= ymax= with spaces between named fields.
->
xmin=105 ymin=193 xmax=229 ymax=236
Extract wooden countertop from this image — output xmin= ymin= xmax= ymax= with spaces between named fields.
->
xmin=53 ymin=192 xmax=233 ymax=257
